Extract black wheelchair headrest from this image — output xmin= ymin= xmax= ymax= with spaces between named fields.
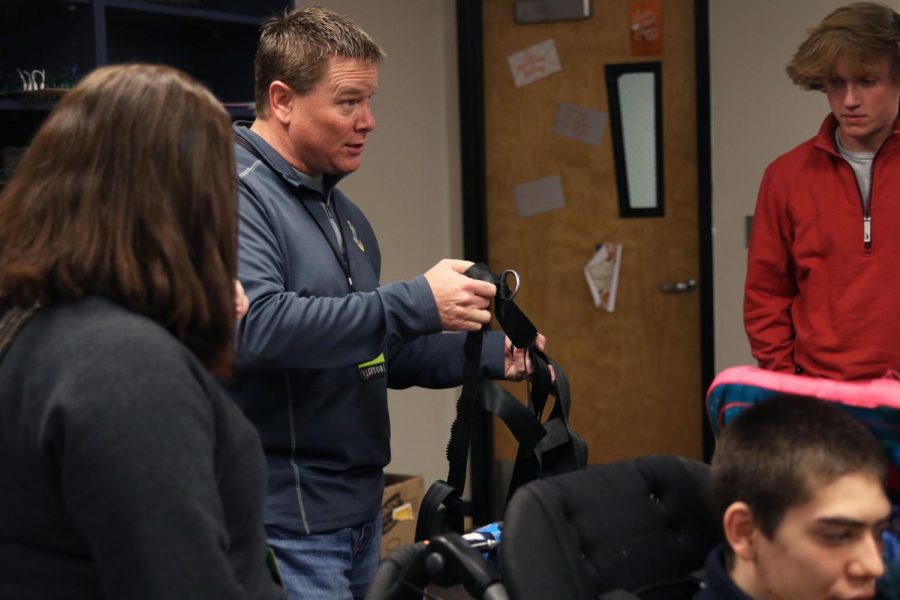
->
xmin=499 ymin=455 xmax=723 ymax=600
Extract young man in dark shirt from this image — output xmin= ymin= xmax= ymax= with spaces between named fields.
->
xmin=697 ymin=395 xmax=891 ymax=600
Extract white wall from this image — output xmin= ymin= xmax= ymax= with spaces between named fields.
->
xmin=306 ymin=1 xmax=464 ymax=487
xmin=710 ymin=0 xmax=898 ymax=372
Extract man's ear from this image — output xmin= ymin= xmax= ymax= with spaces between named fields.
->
xmin=268 ymin=81 xmax=294 ymax=125
xmin=723 ymin=502 xmax=758 ymax=560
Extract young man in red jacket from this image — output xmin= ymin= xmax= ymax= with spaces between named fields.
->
xmin=744 ymin=2 xmax=900 ymax=380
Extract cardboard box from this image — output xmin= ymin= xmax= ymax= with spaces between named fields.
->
xmin=381 ymin=473 xmax=425 ymax=557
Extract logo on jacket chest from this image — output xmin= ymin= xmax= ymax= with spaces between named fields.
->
xmin=347 ymin=220 xmax=365 ymax=252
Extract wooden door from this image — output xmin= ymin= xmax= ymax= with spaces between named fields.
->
xmin=483 ymin=0 xmax=702 ymax=467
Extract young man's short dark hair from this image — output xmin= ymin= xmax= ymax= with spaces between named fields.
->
xmin=711 ymin=394 xmax=888 ymax=540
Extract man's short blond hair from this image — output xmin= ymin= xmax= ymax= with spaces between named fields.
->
xmin=254 ymin=6 xmax=385 ymax=118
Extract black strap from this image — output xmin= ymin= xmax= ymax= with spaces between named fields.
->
xmin=478 ymin=380 xmax=546 ymax=454
xmin=416 ymin=263 xmax=587 ymax=541
xmin=506 ymin=349 xmax=587 ymax=504
xmin=415 ymin=480 xmax=462 ymax=543
xmin=234 ymin=131 xmax=260 ymax=159
xmin=417 ymin=263 xmax=523 ymax=541
xmin=446 ymin=330 xmax=483 ymax=492
xmin=416 ymin=378 xmax=551 ymax=543
xmin=0 ymin=306 xmax=36 ymax=360
xmin=416 ymin=323 xmax=483 ymax=541
xmin=494 ymin=290 xmax=537 ymax=350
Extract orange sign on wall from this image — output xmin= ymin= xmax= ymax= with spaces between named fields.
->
xmin=629 ymin=0 xmax=663 ymax=56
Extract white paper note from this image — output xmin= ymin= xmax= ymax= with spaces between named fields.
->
xmin=584 ymin=243 xmax=623 ymax=312
xmin=553 ymin=102 xmax=608 ymax=146
xmin=508 ymin=39 xmax=562 ymax=87
xmin=513 ymin=175 xmax=566 ymax=218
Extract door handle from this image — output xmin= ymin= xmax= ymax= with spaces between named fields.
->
xmin=658 ymin=278 xmax=697 ymax=293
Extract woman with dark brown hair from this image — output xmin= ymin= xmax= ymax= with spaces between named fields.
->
xmin=0 ymin=64 xmax=283 ymax=599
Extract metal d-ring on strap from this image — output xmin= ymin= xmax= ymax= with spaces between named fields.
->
xmin=498 ymin=269 xmax=520 ymax=303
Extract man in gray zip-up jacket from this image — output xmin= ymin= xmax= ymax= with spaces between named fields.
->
xmin=229 ymin=7 xmax=540 ymax=600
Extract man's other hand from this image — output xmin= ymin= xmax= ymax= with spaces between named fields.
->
xmin=504 ymin=333 xmax=554 ymax=383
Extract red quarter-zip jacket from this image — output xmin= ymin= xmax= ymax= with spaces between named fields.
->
xmin=744 ymin=114 xmax=900 ymax=380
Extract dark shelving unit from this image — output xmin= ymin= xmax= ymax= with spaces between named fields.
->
xmin=0 ymin=0 xmax=286 ymax=183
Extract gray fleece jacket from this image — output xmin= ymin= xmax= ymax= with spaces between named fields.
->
xmin=0 ymin=297 xmax=283 ymax=600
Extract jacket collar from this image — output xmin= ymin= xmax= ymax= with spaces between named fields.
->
xmin=701 ymin=545 xmax=755 ymax=600
xmin=233 ymin=121 xmax=344 ymax=197
xmin=813 ymin=112 xmax=900 ymax=157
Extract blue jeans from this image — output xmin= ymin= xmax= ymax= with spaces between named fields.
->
xmin=266 ymin=516 xmax=382 ymax=600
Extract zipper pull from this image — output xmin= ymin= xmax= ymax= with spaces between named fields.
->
xmin=323 ymin=202 xmax=334 ymax=219
xmin=864 ymin=215 xmax=872 ymax=248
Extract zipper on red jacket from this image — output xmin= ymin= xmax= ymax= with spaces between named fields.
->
xmin=841 ymin=152 xmax=877 ymax=251
xmin=863 ymin=153 xmax=877 ymax=251
xmin=863 ymin=213 xmax=872 ymax=249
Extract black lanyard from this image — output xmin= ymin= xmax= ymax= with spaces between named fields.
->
xmin=299 ymin=193 xmax=354 ymax=293
xmin=0 ymin=306 xmax=37 ymax=361
xmin=235 ymin=133 xmax=354 ymax=292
